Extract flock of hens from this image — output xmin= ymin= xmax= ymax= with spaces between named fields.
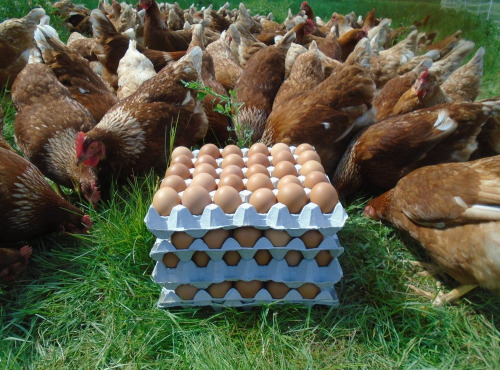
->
xmin=0 ymin=0 xmax=498 ymax=305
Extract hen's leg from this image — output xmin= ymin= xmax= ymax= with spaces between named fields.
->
xmin=405 ymin=260 xmax=443 ymax=277
xmin=407 ymin=283 xmax=478 ymax=305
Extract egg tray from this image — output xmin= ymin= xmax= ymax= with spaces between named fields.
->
xmin=145 ymin=201 xmax=347 ymax=239
xmin=157 ymin=286 xmax=339 ymax=308
xmin=152 ymin=256 xmax=342 ymax=289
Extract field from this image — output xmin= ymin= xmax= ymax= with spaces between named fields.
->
xmin=1 ymin=0 xmax=499 ymax=368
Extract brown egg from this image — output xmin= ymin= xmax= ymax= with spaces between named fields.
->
xmin=192 ymin=251 xmax=210 ymax=267
xmin=220 ymin=164 xmax=244 ymax=180
xmin=301 ymin=230 xmax=324 ymax=248
xmin=272 ymin=150 xmax=295 ymax=166
xmin=222 ymin=144 xmax=243 ymax=158
xmin=160 ymin=174 xmax=187 ymax=192
xmin=249 ymin=188 xmax=277 ymax=213
xmin=218 ymin=174 xmax=245 ymax=191
xmin=214 ymin=186 xmax=242 ymax=213
xmin=181 ymin=185 xmax=212 ymax=215
xmin=273 ymin=161 xmax=298 ymax=179
xmin=300 ymin=160 xmax=325 ymax=176
xmin=315 ymin=250 xmax=333 ymax=266
xmin=266 ymin=281 xmax=290 ymax=299
xmin=234 ymin=280 xmax=263 ymax=298
xmin=304 ymin=171 xmax=328 ymax=189
xmin=152 ymin=187 xmax=181 ymax=216
xmin=203 ymin=229 xmax=231 ymax=249
xmin=165 ymin=163 xmax=191 ymax=179
xmin=246 ymin=164 xmax=270 ymax=178
xmin=264 ymin=229 xmax=292 ymax=247
xmin=270 ymin=142 xmax=291 ymax=156
xmin=195 ymin=154 xmax=218 ymax=168
xmin=171 ymin=154 xmax=194 ymax=168
xmin=254 ymin=250 xmax=272 ymax=265
xmin=221 ymin=153 xmax=244 ymax=168
xmin=162 ymin=252 xmax=180 ymax=268
xmin=297 ymin=150 xmax=321 ymax=165
xmin=248 ymin=142 xmax=269 ymax=157
xmin=294 ymin=143 xmax=314 ymax=156
xmin=175 ymin=284 xmax=199 ymax=300
xmin=246 ymin=173 xmax=273 ymax=192
xmin=233 ymin=227 xmax=262 ymax=247
xmin=297 ymin=283 xmax=320 ymax=299
xmin=171 ymin=146 xmax=194 ymax=159
xmin=208 ymin=281 xmax=233 ymax=298
xmin=247 ymin=152 xmax=271 ymax=168
xmin=191 ymin=173 xmax=217 ymax=192
xmin=285 ymin=250 xmax=303 ymax=266
xmin=277 ymin=183 xmax=308 ymax=213
xmin=223 ymin=251 xmax=241 ymax=266
xmin=192 ymin=163 xmax=217 ymax=179
xmin=277 ymin=175 xmax=302 ymax=191
xmin=198 ymin=143 xmax=221 ymax=158
xmin=171 ymin=231 xmax=194 ymax=249
xmin=310 ymin=182 xmax=339 ymax=213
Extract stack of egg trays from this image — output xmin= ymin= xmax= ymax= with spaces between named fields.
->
xmin=144 ymin=199 xmax=348 ymax=308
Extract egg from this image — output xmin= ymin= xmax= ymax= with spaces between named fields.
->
xmin=192 ymin=251 xmax=210 ymax=267
xmin=195 ymin=154 xmax=218 ymax=168
xmin=162 ymin=252 xmax=180 ymax=268
xmin=214 ymin=186 xmax=242 ymax=213
xmin=175 ymin=284 xmax=199 ymax=300
xmin=203 ymin=229 xmax=231 ymax=249
xmin=171 ymin=231 xmax=194 ymax=249
xmin=254 ymin=249 xmax=272 ymax=265
xmin=315 ymin=250 xmax=333 ymax=266
xmin=304 ymin=171 xmax=328 ymax=189
xmin=277 ymin=183 xmax=308 ymax=213
xmin=297 ymin=150 xmax=321 ymax=165
xmin=191 ymin=172 xmax=217 ymax=191
xmin=266 ymin=281 xmax=290 ymax=299
xmin=222 ymin=144 xmax=243 ymax=157
xmin=294 ymin=143 xmax=314 ymax=156
xmin=272 ymin=150 xmax=295 ymax=166
xmin=160 ymin=174 xmax=187 ymax=192
xmin=310 ymin=182 xmax=339 ymax=213
xmin=233 ymin=227 xmax=262 ymax=247
xmin=246 ymin=164 xmax=270 ymax=178
xmin=273 ymin=161 xmax=298 ymax=178
xmin=284 ymin=250 xmax=303 ymax=266
xmin=223 ymin=251 xmax=241 ymax=266
xmin=171 ymin=146 xmax=194 ymax=159
xmin=300 ymin=160 xmax=325 ymax=176
xmin=220 ymin=164 xmax=244 ymax=180
xmin=246 ymin=173 xmax=273 ymax=192
xmin=264 ymin=229 xmax=292 ymax=247
xmin=270 ymin=142 xmax=291 ymax=156
xmin=218 ymin=174 xmax=245 ymax=191
xmin=198 ymin=143 xmax=221 ymax=158
xmin=248 ymin=142 xmax=269 ymax=157
xmin=249 ymin=188 xmax=276 ymax=213
xmin=192 ymin=163 xmax=217 ymax=179
xmin=247 ymin=152 xmax=271 ymax=168
xmin=207 ymin=281 xmax=233 ymax=298
xmin=221 ymin=153 xmax=244 ymax=168
xmin=300 ymin=230 xmax=324 ymax=248
xmin=171 ymin=154 xmax=194 ymax=168
xmin=181 ymin=185 xmax=212 ymax=215
xmin=152 ymin=187 xmax=181 ymax=216
xmin=297 ymin=283 xmax=320 ymax=299
xmin=165 ymin=163 xmax=191 ymax=179
xmin=276 ymin=175 xmax=302 ymax=191
xmin=234 ymin=280 xmax=263 ymax=298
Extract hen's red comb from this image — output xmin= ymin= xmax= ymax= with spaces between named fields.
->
xmin=306 ymin=19 xmax=315 ymax=28
xmin=420 ymin=67 xmax=429 ymax=82
xmin=75 ymin=132 xmax=85 ymax=158
xmin=301 ymin=1 xmax=308 ymax=8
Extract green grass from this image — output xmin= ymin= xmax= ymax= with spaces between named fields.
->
xmin=1 ymin=0 xmax=499 ymax=368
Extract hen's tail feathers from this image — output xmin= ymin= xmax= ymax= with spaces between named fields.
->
xmin=34 ymin=25 xmax=65 ymax=54
xmin=275 ymin=29 xmax=296 ymax=51
xmin=90 ymin=9 xmax=118 ymax=38
xmin=345 ymin=37 xmax=371 ymax=68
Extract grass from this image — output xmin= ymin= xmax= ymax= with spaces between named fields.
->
xmin=1 ymin=0 xmax=499 ymax=368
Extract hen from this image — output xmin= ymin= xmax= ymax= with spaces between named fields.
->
xmin=365 ymin=156 xmax=500 ymax=304
xmin=0 ymin=246 xmax=33 ymax=283
xmin=429 ymin=39 xmax=475 ymax=84
xmin=0 ymin=147 xmax=91 ymax=243
xmin=338 ymin=28 xmax=367 ymax=62
xmin=205 ymin=30 xmax=242 ymax=92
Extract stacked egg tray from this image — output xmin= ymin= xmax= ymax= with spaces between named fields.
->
xmin=144 ymin=143 xmax=348 ymax=308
